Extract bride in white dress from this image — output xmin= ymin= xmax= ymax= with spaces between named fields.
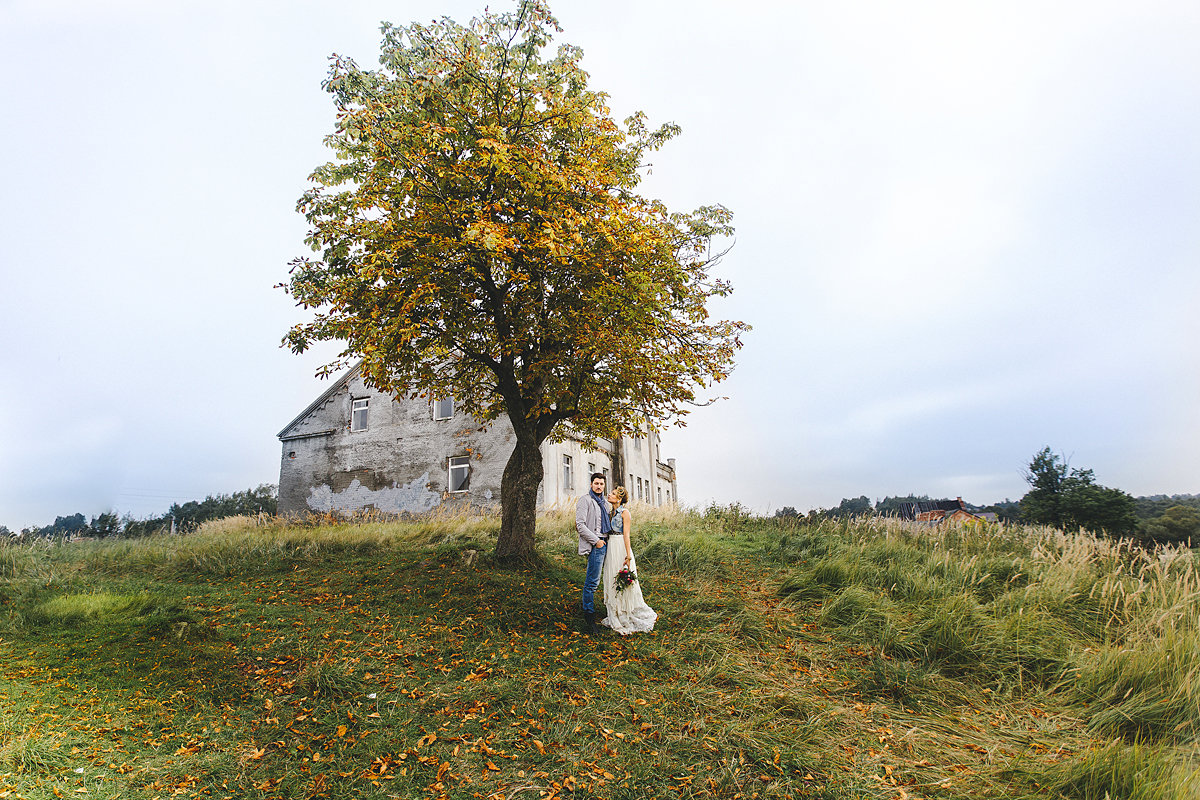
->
xmin=600 ymin=486 xmax=657 ymax=635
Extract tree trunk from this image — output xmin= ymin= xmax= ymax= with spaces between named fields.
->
xmin=610 ymin=435 xmax=627 ymax=492
xmin=495 ymin=432 xmax=544 ymax=566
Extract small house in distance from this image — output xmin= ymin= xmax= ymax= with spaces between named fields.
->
xmin=899 ymin=498 xmax=997 ymax=524
xmin=277 ymin=365 xmax=678 ymax=516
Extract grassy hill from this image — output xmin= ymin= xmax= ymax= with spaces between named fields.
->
xmin=1 ymin=507 xmax=1197 ymax=799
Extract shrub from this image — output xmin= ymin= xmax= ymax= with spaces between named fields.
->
xmin=1075 ymin=626 xmax=1200 ymax=744
xmin=818 ymin=586 xmax=906 ymax=654
xmin=905 ymin=594 xmax=995 ymax=672
xmin=1033 ymin=739 xmax=1194 ymax=800
xmin=299 ymin=660 xmax=364 ymax=698
xmin=637 ymin=532 xmax=727 ymax=577
xmin=852 ymin=657 xmax=938 ymax=706
xmin=0 ymin=733 xmax=65 ymax=773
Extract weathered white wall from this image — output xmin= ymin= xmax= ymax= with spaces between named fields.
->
xmin=617 ymin=432 xmax=677 ymax=506
xmin=278 ymin=367 xmax=679 ymax=515
xmin=540 ymin=438 xmax=617 ymax=508
xmin=278 ymin=370 xmax=513 ymax=516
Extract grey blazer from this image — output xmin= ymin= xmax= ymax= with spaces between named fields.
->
xmin=576 ymin=493 xmax=605 ymax=555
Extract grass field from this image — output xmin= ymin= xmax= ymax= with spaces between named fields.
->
xmin=1 ymin=506 xmax=1197 ymax=799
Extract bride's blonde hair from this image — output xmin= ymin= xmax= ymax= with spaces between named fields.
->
xmin=611 ymin=486 xmax=629 ymax=505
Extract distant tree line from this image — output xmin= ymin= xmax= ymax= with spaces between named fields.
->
xmin=165 ymin=484 xmax=277 ymax=527
xmin=6 ymin=485 xmax=277 ymax=540
xmin=777 ymin=448 xmax=1195 ymax=546
xmin=776 ymin=495 xmax=1021 ymax=523
xmin=1136 ymin=501 xmax=1200 ymax=546
xmin=1133 ymin=493 xmax=1200 ymax=519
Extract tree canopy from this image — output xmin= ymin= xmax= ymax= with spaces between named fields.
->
xmin=281 ymin=1 xmax=746 ymax=562
xmin=167 ymin=484 xmax=278 ymax=528
xmin=1133 ymin=493 xmax=1200 ymax=520
xmin=1139 ymin=505 xmax=1200 ymax=546
xmin=1019 ymin=447 xmax=1138 ymax=536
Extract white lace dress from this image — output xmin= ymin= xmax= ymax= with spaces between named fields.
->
xmin=600 ymin=506 xmax=657 ymax=635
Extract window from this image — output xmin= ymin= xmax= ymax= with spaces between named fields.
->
xmin=588 ymin=462 xmax=596 ymax=477
xmin=637 ymin=477 xmax=644 ymax=500
xmin=658 ymin=487 xmax=662 ymax=506
xmin=563 ymin=455 xmax=573 ymax=492
xmin=351 ymin=398 xmax=369 ymax=431
xmin=433 ymin=396 xmax=454 ymax=420
xmin=448 ymin=456 xmax=470 ymax=492
xmin=602 ymin=467 xmax=610 ymax=484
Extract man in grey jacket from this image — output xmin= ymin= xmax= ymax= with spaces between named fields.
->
xmin=576 ymin=472 xmax=611 ymax=634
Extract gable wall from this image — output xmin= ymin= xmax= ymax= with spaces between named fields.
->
xmin=279 ymin=373 xmax=515 ymax=516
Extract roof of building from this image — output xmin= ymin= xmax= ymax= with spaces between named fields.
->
xmin=898 ymin=497 xmax=967 ymax=520
xmin=276 ymin=363 xmax=363 ymax=440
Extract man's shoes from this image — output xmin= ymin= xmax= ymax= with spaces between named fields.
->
xmin=583 ymin=611 xmax=600 ymax=635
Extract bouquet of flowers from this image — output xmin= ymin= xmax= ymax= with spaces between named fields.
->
xmin=614 ymin=565 xmax=637 ymax=593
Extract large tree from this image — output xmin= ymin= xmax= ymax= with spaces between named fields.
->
xmin=1019 ymin=447 xmax=1138 ymax=536
xmin=281 ymin=2 xmax=746 ymax=564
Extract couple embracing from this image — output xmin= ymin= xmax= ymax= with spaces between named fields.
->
xmin=576 ymin=472 xmax=657 ymax=635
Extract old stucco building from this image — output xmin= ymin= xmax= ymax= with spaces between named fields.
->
xmin=277 ymin=365 xmax=679 ymax=516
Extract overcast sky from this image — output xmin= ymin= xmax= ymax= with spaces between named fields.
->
xmin=2 ymin=0 xmax=1197 ymax=529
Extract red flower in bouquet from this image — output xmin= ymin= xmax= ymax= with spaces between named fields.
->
xmin=615 ymin=565 xmax=637 ymax=593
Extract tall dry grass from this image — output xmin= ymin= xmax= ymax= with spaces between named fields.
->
xmin=775 ymin=517 xmax=1200 ymax=748
xmin=1030 ymin=739 xmax=1199 ymax=800
xmin=68 ymin=507 xmax=500 ymax=578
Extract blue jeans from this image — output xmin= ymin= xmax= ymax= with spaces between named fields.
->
xmin=581 ymin=543 xmax=607 ymax=613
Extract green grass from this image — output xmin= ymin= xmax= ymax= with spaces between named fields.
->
xmin=1025 ymin=739 xmax=1198 ymax=800
xmin=0 ymin=508 xmax=1197 ymax=799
